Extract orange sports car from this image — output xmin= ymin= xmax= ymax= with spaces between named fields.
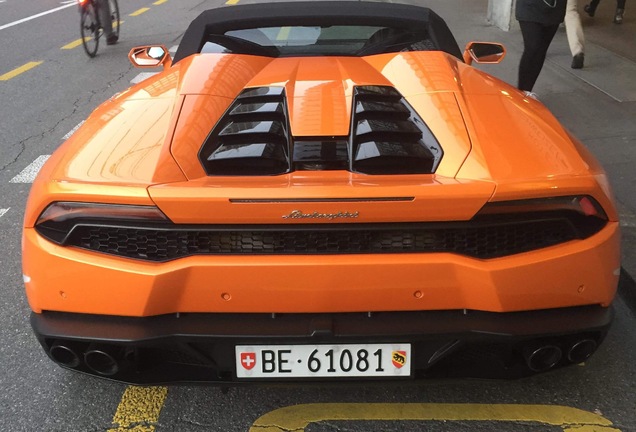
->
xmin=23 ymin=2 xmax=621 ymax=384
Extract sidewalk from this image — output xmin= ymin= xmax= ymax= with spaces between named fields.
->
xmin=428 ymin=0 xmax=636 ymax=275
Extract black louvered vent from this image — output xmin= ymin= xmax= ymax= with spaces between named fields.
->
xmin=199 ymin=86 xmax=442 ymax=175
xmin=199 ymin=87 xmax=292 ymax=175
xmin=350 ymin=86 xmax=443 ymax=174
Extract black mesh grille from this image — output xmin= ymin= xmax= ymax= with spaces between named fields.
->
xmin=66 ymin=218 xmax=578 ymax=262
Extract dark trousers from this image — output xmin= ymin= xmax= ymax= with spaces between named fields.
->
xmin=97 ymin=0 xmax=114 ymax=37
xmin=517 ymin=21 xmax=560 ymax=92
xmin=589 ymin=0 xmax=627 ymax=9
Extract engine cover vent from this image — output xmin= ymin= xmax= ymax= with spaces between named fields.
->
xmin=198 ymin=86 xmax=443 ymax=176
xmin=350 ymin=85 xmax=443 ymax=174
xmin=199 ymin=87 xmax=292 ymax=176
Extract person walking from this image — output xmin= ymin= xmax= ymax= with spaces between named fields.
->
xmin=516 ymin=0 xmax=568 ymax=97
xmin=565 ymin=0 xmax=585 ymax=68
xmin=584 ymin=0 xmax=626 ymax=23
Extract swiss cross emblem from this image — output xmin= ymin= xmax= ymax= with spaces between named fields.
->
xmin=392 ymin=350 xmax=407 ymax=369
xmin=240 ymin=352 xmax=257 ymax=370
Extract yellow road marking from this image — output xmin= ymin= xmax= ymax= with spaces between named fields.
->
xmin=130 ymin=7 xmax=150 ymax=16
xmin=226 ymin=0 xmax=240 ymax=4
xmin=0 ymin=61 xmax=43 ymax=81
xmin=276 ymin=26 xmax=291 ymax=40
xmin=61 ymin=22 xmax=122 ymax=50
xmin=61 ymin=38 xmax=85 ymax=50
xmin=153 ymin=0 xmax=168 ymax=4
xmin=108 ymin=386 xmax=168 ymax=432
xmin=249 ymin=403 xmax=620 ymax=432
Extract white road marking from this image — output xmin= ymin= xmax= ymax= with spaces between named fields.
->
xmin=0 ymin=208 xmax=9 ymax=218
xmin=0 ymin=3 xmax=76 ymax=31
xmin=62 ymin=121 xmax=85 ymax=140
xmin=131 ymin=72 xmax=159 ymax=84
xmin=10 ymin=155 xmax=50 ymax=183
xmin=169 ymin=45 xmax=178 ymax=53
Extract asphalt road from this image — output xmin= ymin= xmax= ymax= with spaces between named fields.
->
xmin=1 ymin=0 xmax=636 ymax=431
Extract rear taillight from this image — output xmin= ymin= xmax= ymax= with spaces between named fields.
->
xmin=474 ymin=195 xmax=608 ymax=238
xmin=35 ymin=202 xmax=169 ymax=244
xmin=476 ymin=195 xmax=608 ymax=219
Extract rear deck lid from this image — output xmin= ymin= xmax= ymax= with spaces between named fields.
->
xmin=147 ymin=173 xmax=495 ymax=224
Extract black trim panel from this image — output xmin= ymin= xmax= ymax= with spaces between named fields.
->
xmin=31 ymin=305 xmax=613 ymax=384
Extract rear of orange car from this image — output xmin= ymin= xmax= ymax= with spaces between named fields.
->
xmin=22 ymin=2 xmax=620 ymax=384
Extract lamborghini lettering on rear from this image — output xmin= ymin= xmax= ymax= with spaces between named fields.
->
xmin=281 ymin=210 xmax=360 ymax=220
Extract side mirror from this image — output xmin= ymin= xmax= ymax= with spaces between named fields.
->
xmin=128 ymin=45 xmax=172 ymax=69
xmin=463 ymin=42 xmax=506 ymax=65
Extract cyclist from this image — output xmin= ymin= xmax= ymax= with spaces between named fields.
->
xmin=96 ymin=0 xmax=118 ymax=45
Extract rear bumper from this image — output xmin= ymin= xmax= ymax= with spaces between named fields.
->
xmin=32 ymin=305 xmax=613 ymax=384
xmin=23 ymin=223 xmax=620 ymax=315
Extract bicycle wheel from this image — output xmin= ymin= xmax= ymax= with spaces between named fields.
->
xmin=109 ymin=0 xmax=120 ymax=38
xmin=80 ymin=2 xmax=100 ymax=57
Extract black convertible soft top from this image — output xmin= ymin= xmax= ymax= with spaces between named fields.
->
xmin=172 ymin=1 xmax=462 ymax=63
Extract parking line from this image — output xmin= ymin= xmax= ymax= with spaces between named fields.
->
xmin=0 ymin=208 xmax=9 ymax=219
xmin=0 ymin=61 xmax=43 ymax=81
xmin=249 ymin=403 xmax=620 ymax=432
xmin=10 ymin=156 xmax=50 ymax=183
xmin=61 ymin=38 xmax=85 ymax=50
xmin=108 ymin=386 xmax=168 ymax=432
xmin=130 ymin=7 xmax=150 ymax=16
xmin=62 ymin=21 xmax=123 ymax=49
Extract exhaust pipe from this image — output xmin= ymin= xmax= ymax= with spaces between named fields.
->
xmin=524 ymin=345 xmax=562 ymax=372
xmin=49 ymin=341 xmax=82 ymax=368
xmin=567 ymin=339 xmax=597 ymax=364
xmin=84 ymin=344 xmax=122 ymax=376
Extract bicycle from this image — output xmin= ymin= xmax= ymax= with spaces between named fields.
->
xmin=79 ymin=0 xmax=120 ymax=58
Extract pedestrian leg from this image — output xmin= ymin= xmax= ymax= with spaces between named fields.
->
xmin=565 ymin=0 xmax=585 ymax=68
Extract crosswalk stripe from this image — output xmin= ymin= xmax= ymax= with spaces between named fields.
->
xmin=10 ymin=155 xmax=50 ymax=184
xmin=62 ymin=121 xmax=85 ymax=140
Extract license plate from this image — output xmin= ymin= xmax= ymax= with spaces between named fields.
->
xmin=235 ymin=343 xmax=411 ymax=378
